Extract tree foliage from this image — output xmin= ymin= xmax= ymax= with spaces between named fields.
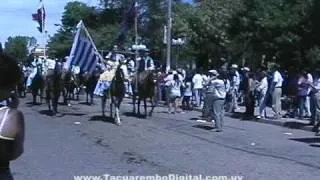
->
xmin=48 ymin=0 xmax=320 ymax=69
xmin=4 ymin=36 xmax=36 ymax=64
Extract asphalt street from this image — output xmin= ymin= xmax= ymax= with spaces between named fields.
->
xmin=11 ymin=95 xmax=320 ymax=180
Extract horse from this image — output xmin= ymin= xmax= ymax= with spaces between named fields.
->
xmin=30 ymin=64 xmax=45 ymax=104
xmin=63 ymin=70 xmax=81 ymax=105
xmin=101 ymin=65 xmax=126 ymax=125
xmin=83 ymin=69 xmax=100 ymax=105
xmin=45 ymin=62 xmax=63 ymax=114
xmin=132 ymin=70 xmax=158 ymax=117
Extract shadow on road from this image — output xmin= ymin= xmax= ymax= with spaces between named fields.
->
xmin=290 ymin=137 xmax=320 ymax=143
xmin=26 ymin=102 xmax=42 ymax=107
xmin=38 ymin=110 xmax=86 ymax=117
xmin=284 ymin=121 xmax=311 ymax=129
xmin=79 ymin=102 xmax=95 ymax=106
xmin=89 ymin=115 xmax=115 ymax=124
xmin=192 ymin=124 xmax=214 ymax=130
xmin=123 ymin=112 xmax=147 ymax=119
xmin=38 ymin=110 xmax=55 ymax=116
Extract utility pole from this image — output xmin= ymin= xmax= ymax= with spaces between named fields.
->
xmin=166 ymin=0 xmax=172 ymax=73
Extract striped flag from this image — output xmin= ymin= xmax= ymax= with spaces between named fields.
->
xmin=64 ymin=21 xmax=103 ymax=74
xmin=32 ymin=0 xmax=46 ymax=33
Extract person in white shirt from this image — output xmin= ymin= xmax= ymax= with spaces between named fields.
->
xmin=192 ymin=70 xmax=203 ymax=107
xmin=256 ymin=70 xmax=268 ymax=119
xmin=206 ymin=69 xmax=227 ymax=132
xmin=305 ymin=71 xmax=313 ymax=117
xmin=167 ymin=74 xmax=184 ymax=114
xmin=270 ymin=65 xmax=283 ymax=119
xmin=230 ymin=64 xmax=240 ymax=112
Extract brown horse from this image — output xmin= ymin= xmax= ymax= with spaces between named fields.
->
xmin=30 ymin=64 xmax=45 ymax=104
xmin=101 ymin=65 xmax=126 ymax=125
xmin=45 ymin=62 xmax=63 ymax=114
xmin=132 ymin=70 xmax=158 ymax=117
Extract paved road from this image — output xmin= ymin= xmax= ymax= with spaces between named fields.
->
xmin=11 ymin=95 xmax=320 ymax=180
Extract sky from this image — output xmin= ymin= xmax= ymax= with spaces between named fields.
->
xmin=0 ymin=0 xmax=193 ymax=47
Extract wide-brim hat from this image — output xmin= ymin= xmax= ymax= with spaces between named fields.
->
xmin=231 ymin=64 xmax=238 ymax=69
xmin=242 ymin=67 xmax=250 ymax=72
xmin=208 ymin=69 xmax=219 ymax=76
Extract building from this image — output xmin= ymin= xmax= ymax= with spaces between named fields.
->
xmin=32 ymin=47 xmax=47 ymax=59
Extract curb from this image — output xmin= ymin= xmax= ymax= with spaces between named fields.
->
xmin=192 ymin=107 xmax=314 ymax=132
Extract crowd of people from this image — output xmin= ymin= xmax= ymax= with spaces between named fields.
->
xmin=158 ymin=63 xmax=320 ymax=135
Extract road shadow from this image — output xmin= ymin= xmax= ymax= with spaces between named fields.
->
xmin=61 ymin=112 xmax=86 ymax=116
xmin=38 ymin=110 xmax=86 ymax=117
xmin=290 ymin=137 xmax=320 ymax=144
xmin=89 ymin=115 xmax=115 ymax=124
xmin=38 ymin=110 xmax=55 ymax=116
xmin=284 ymin=121 xmax=311 ymax=129
xmin=26 ymin=102 xmax=42 ymax=107
xmin=79 ymin=102 xmax=94 ymax=106
xmin=123 ymin=112 xmax=147 ymax=119
xmin=192 ymin=124 xmax=214 ymax=131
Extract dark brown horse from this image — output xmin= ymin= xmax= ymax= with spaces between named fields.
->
xmin=132 ymin=70 xmax=158 ymax=117
xmin=45 ymin=62 xmax=63 ymax=114
xmin=30 ymin=64 xmax=45 ymax=104
xmin=83 ymin=69 xmax=100 ymax=105
xmin=101 ymin=65 xmax=126 ymax=125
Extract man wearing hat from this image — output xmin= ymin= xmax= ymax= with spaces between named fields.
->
xmin=230 ymin=64 xmax=240 ymax=112
xmin=105 ymin=45 xmax=125 ymax=65
xmin=137 ymin=49 xmax=155 ymax=72
xmin=205 ymin=69 xmax=227 ymax=132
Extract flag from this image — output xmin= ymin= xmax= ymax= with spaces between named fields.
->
xmin=64 ymin=21 xmax=102 ymax=74
xmin=32 ymin=0 xmax=46 ymax=33
xmin=117 ymin=0 xmax=138 ymax=43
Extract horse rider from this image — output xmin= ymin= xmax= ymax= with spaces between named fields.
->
xmin=26 ymin=58 xmax=42 ymax=88
xmin=137 ymin=49 xmax=155 ymax=73
xmin=105 ymin=45 xmax=125 ymax=68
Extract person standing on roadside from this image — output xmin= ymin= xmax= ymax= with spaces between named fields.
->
xmin=270 ymin=64 xmax=283 ymax=119
xmin=206 ymin=70 xmax=227 ymax=132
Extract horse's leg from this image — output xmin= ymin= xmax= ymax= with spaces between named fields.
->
xmin=32 ymin=89 xmax=36 ymax=104
xmin=138 ymin=97 xmax=141 ymax=115
xmin=110 ymin=98 xmax=113 ymax=118
xmin=86 ymin=91 xmax=89 ymax=104
xmin=115 ymin=100 xmax=121 ymax=126
xmin=149 ymin=97 xmax=155 ymax=117
xmin=90 ymin=92 xmax=94 ymax=105
xmin=132 ymin=94 xmax=136 ymax=114
xmin=53 ymin=89 xmax=59 ymax=114
xmin=46 ymin=89 xmax=51 ymax=112
xmin=102 ymin=95 xmax=107 ymax=117
xmin=144 ymin=98 xmax=147 ymax=117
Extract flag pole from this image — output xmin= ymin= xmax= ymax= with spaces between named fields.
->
xmin=166 ymin=0 xmax=172 ymax=73
xmin=80 ymin=21 xmax=105 ymax=68
xmin=134 ymin=1 xmax=138 ymax=94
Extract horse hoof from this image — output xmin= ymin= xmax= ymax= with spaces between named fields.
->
xmin=68 ymin=104 xmax=72 ymax=107
xmin=116 ymin=122 xmax=121 ymax=126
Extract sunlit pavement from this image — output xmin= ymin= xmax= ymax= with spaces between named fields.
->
xmin=12 ymin=95 xmax=320 ymax=180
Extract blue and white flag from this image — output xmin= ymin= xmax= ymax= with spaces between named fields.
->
xmin=64 ymin=20 xmax=103 ymax=74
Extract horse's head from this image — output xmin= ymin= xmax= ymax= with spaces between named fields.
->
xmin=114 ymin=65 xmax=125 ymax=82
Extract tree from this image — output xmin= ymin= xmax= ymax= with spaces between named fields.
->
xmin=0 ymin=42 xmax=3 ymax=53
xmin=4 ymin=36 xmax=36 ymax=64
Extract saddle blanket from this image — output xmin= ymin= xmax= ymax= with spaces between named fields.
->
xmin=93 ymin=69 xmax=116 ymax=96
xmin=26 ymin=68 xmax=38 ymax=87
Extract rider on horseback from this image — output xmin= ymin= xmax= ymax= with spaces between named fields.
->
xmin=137 ymin=50 xmax=155 ymax=73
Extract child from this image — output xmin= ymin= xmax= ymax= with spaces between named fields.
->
xmin=182 ymin=81 xmax=192 ymax=111
xmin=167 ymin=74 xmax=184 ymax=114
